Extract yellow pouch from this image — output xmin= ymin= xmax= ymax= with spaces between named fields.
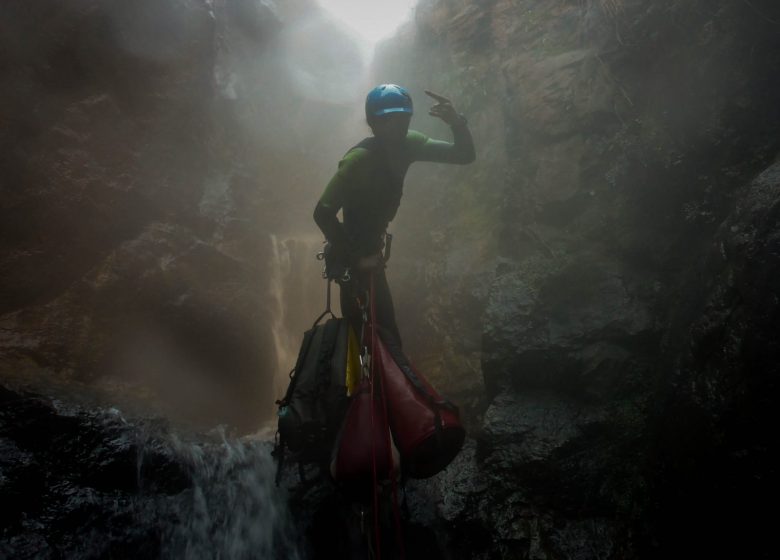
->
xmin=345 ymin=326 xmax=361 ymax=396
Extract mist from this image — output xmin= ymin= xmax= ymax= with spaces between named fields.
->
xmin=0 ymin=0 xmax=378 ymax=430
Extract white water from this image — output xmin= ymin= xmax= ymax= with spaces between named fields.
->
xmin=150 ymin=428 xmax=304 ymax=559
xmin=268 ymin=233 xmax=297 ymax=402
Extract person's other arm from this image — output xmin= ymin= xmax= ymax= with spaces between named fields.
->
xmin=313 ymin=150 xmax=365 ymax=260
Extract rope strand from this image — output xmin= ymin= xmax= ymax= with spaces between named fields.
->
xmin=368 ymin=273 xmax=382 ymax=560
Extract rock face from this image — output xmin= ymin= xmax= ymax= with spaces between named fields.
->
xmin=372 ymin=0 xmax=780 ymax=557
xmin=646 ymin=162 xmax=780 ymax=557
xmin=0 ymin=384 xmax=302 ymax=559
xmin=0 ymin=0 xmax=365 ymax=428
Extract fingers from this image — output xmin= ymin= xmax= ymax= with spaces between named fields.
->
xmin=424 ymin=89 xmax=452 ymax=104
xmin=426 ymin=90 xmax=458 ymax=123
xmin=429 ymin=104 xmax=455 ymax=117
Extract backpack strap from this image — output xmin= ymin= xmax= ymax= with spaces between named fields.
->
xmin=315 ymin=318 xmax=342 ymax=400
xmin=277 ymin=327 xmax=316 ymax=407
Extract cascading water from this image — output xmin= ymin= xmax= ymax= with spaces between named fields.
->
xmin=267 ymin=234 xmax=332 ymax=405
xmin=268 ymin=233 xmax=296 ymax=401
xmin=153 ymin=428 xmax=304 ymax=559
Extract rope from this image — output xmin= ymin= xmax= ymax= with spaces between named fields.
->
xmin=375 ymin=306 xmax=405 ymax=559
xmin=325 ymin=277 xmax=332 ymax=314
xmin=368 ymin=273 xmax=382 ymax=560
xmin=368 ymin=272 xmax=405 ymax=560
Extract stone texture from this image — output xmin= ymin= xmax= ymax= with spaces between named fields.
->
xmin=0 ymin=0 xmax=364 ymax=427
xmin=374 ymin=0 xmax=780 ymax=557
xmin=0 ymin=384 xmax=301 ymax=559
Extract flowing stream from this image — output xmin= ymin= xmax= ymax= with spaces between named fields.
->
xmin=0 ymin=387 xmax=310 ymax=559
xmin=151 ymin=427 xmax=303 ymax=559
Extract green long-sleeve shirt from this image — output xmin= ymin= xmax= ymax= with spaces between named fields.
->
xmin=314 ymin=124 xmax=475 ymax=258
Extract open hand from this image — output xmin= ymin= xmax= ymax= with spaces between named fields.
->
xmin=425 ymin=90 xmax=465 ymax=126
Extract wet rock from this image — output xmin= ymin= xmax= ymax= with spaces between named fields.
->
xmin=0 ymin=438 xmax=44 ymax=530
xmin=0 ymin=384 xmax=302 ymax=558
xmin=644 ymin=161 xmax=780 ymax=558
xmin=376 ymin=0 xmax=780 ymax=557
xmin=482 ymin=392 xmax=605 ymax=462
xmin=482 ymin=256 xmax=654 ymax=399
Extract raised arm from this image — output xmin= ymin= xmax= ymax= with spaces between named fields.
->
xmin=414 ymin=90 xmax=475 ymax=164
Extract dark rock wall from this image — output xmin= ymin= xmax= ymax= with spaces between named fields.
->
xmin=646 ymin=161 xmax=780 ymax=558
xmin=372 ymin=0 xmax=780 ymax=557
xmin=0 ymin=385 xmax=302 ymax=558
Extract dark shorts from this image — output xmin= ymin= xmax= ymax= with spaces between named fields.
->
xmin=339 ymin=267 xmax=402 ymax=348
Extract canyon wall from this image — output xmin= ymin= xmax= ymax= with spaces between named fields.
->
xmin=375 ymin=0 xmax=779 ymax=557
xmin=0 ymin=0 xmax=365 ymax=428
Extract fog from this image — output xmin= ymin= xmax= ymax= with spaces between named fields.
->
xmin=316 ymin=0 xmax=417 ymax=46
xmin=0 ymin=0 xmax=458 ymax=432
xmin=0 ymin=0 xmax=387 ymax=430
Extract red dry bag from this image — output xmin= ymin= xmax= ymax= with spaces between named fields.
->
xmin=330 ymin=377 xmax=399 ymax=499
xmin=376 ymin=330 xmax=465 ymax=479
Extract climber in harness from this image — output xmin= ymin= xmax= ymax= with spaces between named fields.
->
xmin=313 ymin=84 xmax=476 ymax=345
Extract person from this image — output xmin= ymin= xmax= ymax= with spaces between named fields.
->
xmin=313 ymin=84 xmax=475 ymax=346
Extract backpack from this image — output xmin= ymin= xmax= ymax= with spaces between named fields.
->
xmin=274 ymin=313 xmax=354 ymax=483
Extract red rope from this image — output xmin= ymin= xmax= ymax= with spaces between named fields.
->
xmin=368 ymin=273 xmax=382 ymax=560
xmin=375 ymin=306 xmax=405 ymax=560
xmin=369 ymin=271 xmax=406 ymax=560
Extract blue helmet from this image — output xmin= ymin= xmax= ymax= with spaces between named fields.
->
xmin=365 ymin=84 xmax=413 ymax=121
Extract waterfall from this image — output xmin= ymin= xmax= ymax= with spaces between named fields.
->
xmin=156 ymin=429 xmax=304 ymax=560
xmin=268 ymin=233 xmax=296 ymax=402
xmin=267 ymin=234 xmax=330 ymax=405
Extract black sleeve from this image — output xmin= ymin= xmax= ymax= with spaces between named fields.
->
xmin=412 ymin=122 xmax=476 ymax=164
xmin=313 ymin=201 xmax=352 ymax=255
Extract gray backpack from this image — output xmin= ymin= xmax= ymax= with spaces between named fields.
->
xmin=274 ymin=314 xmax=350 ymax=483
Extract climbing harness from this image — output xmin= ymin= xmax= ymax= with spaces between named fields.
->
xmin=317 ymin=241 xmax=351 ymax=284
